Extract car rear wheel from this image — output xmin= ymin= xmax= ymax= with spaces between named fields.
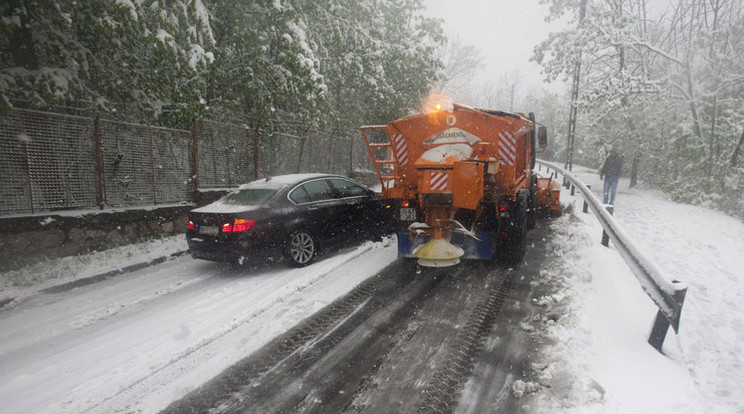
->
xmin=285 ymin=231 xmax=316 ymax=267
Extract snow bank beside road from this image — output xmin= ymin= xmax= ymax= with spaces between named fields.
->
xmin=0 ymin=235 xmax=188 ymax=307
xmin=530 ymin=166 xmax=744 ymax=413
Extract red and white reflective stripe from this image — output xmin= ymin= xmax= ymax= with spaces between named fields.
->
xmin=392 ymin=133 xmax=409 ymax=165
xmin=499 ymin=131 xmax=516 ymax=165
xmin=430 ymin=171 xmax=448 ymax=191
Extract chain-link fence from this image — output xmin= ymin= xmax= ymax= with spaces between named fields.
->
xmin=0 ymin=110 xmax=98 ymax=214
xmin=99 ymin=119 xmax=192 ymax=207
xmin=0 ymin=109 xmax=373 ymax=216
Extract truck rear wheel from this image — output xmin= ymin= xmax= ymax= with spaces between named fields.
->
xmin=504 ymin=218 xmax=526 ymax=262
xmin=498 ymin=197 xmax=528 ymax=262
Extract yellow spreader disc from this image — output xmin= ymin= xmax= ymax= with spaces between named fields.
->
xmin=413 ymin=238 xmax=465 ymax=267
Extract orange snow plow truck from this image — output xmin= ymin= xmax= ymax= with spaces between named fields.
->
xmin=361 ymin=103 xmax=561 ymax=267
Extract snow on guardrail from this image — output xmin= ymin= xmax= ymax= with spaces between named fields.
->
xmin=536 ymin=159 xmax=688 ymax=353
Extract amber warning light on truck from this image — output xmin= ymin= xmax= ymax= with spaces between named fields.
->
xmin=423 ymin=90 xmax=453 ymax=113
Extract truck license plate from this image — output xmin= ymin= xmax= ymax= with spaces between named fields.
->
xmin=199 ymin=225 xmax=219 ymax=236
xmin=400 ymin=208 xmax=416 ymax=221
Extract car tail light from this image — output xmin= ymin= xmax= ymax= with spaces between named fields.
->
xmin=233 ymin=219 xmax=254 ymax=232
xmin=188 ymin=219 xmax=195 ymax=230
xmin=499 ymin=201 xmax=509 ymax=212
xmin=222 ymin=219 xmax=255 ymax=233
xmin=401 ymin=200 xmax=410 ymax=208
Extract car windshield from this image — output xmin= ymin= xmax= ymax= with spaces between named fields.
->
xmin=220 ymin=188 xmax=277 ymax=206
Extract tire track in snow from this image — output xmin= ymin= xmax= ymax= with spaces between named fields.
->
xmin=80 ymin=243 xmax=392 ymax=414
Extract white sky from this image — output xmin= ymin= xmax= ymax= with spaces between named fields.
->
xmin=423 ymin=0 xmax=570 ymax=96
xmin=423 ymin=0 xmax=676 ymax=101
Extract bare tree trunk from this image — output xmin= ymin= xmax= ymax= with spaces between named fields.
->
xmin=10 ymin=13 xmax=39 ymax=71
xmin=708 ymin=92 xmax=718 ymax=176
xmin=684 ymin=59 xmax=708 ymax=164
xmin=731 ymin=130 xmax=744 ymax=167
xmin=564 ymin=0 xmax=588 ymax=173
xmin=630 ymin=154 xmax=640 ymax=188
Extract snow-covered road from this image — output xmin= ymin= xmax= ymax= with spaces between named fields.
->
xmin=0 ymin=241 xmax=397 ymax=414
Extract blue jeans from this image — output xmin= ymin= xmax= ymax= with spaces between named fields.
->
xmin=603 ymin=176 xmax=619 ymax=204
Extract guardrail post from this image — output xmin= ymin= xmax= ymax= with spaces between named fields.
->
xmin=571 ymin=184 xmax=576 ymax=196
xmin=583 ymin=184 xmax=591 ymax=213
xmin=601 ymin=205 xmax=614 ymax=246
xmin=648 ymin=286 xmax=687 ymax=352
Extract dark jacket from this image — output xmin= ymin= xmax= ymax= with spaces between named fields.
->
xmin=600 ymin=153 xmax=623 ymax=177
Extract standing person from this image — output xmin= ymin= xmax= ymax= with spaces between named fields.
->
xmin=600 ymin=148 xmax=623 ymax=205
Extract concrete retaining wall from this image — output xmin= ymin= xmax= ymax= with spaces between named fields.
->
xmin=0 ymin=204 xmax=194 ymax=272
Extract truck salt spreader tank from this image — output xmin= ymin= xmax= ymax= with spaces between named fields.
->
xmin=361 ymin=103 xmax=561 ymax=267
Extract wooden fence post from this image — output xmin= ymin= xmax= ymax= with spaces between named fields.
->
xmin=93 ymin=117 xmax=105 ymax=209
xmin=18 ymin=111 xmax=35 ymax=213
xmin=296 ymin=127 xmax=309 ymax=173
xmin=190 ymin=117 xmax=199 ymax=202
xmin=252 ymin=125 xmax=260 ymax=179
xmin=149 ymin=126 xmax=158 ymax=204
xmin=327 ymin=130 xmax=335 ymax=173
xmin=349 ymin=135 xmax=354 ymax=174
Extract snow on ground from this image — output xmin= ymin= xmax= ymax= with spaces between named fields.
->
xmin=1 ymin=164 xmax=742 ymax=414
xmin=0 ymin=235 xmax=187 ymax=302
xmin=530 ymin=165 xmax=744 ymax=414
xmin=0 ymin=238 xmax=398 ymax=414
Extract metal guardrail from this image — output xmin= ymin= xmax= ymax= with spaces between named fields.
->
xmin=536 ymin=159 xmax=688 ymax=353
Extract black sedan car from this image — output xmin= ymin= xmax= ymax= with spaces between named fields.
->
xmin=187 ymin=174 xmax=393 ymax=267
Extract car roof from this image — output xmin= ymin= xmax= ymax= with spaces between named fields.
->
xmin=237 ymin=173 xmax=340 ymax=191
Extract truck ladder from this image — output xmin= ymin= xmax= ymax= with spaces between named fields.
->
xmin=360 ymin=126 xmax=402 ymax=191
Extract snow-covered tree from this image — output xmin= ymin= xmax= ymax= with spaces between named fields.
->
xmin=1 ymin=0 xmax=215 ymax=124
xmin=292 ymin=0 xmax=444 ymax=132
xmin=2 ymin=0 xmax=444 ymax=132
xmin=534 ymin=0 xmax=744 ymax=218
xmin=205 ymin=0 xmax=326 ymax=131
